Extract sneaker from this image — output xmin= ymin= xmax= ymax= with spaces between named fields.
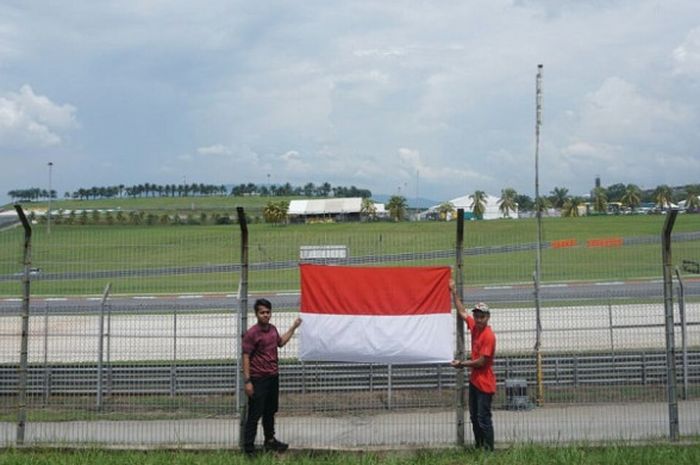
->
xmin=243 ymin=446 xmax=257 ymax=458
xmin=264 ymin=438 xmax=289 ymax=452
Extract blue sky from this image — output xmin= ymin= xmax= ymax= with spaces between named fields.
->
xmin=1 ymin=1 xmax=699 ymax=205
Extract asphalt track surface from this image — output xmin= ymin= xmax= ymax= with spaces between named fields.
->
xmin=1 ymin=400 xmax=699 ymax=447
xmin=2 ymin=278 xmax=700 ymax=315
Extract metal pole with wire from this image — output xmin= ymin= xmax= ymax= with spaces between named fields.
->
xmin=533 ymin=64 xmax=545 ymax=406
xmin=237 ymin=207 xmax=249 ymax=450
xmin=14 ymin=205 xmax=32 ymax=445
xmin=455 ymin=208 xmax=466 ymax=446
xmin=662 ymin=210 xmax=679 ymax=441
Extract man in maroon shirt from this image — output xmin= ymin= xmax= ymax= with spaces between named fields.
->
xmin=242 ymin=298 xmax=302 ymax=456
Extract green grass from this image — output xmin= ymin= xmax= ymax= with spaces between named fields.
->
xmin=1 ymin=444 xmax=699 ymax=465
xmin=1 ymin=214 xmax=699 ymax=296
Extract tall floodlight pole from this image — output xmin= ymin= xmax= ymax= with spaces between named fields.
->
xmin=47 ymin=162 xmax=53 ymax=234
xmin=534 ymin=64 xmax=544 ymax=406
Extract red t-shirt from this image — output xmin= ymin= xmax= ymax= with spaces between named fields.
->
xmin=242 ymin=323 xmax=281 ymax=379
xmin=465 ymin=315 xmax=497 ymax=394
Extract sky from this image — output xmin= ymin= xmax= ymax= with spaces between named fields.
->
xmin=1 ymin=0 xmax=699 ymax=206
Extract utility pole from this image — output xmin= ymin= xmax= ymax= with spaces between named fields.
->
xmin=534 ymin=64 xmax=544 ymax=406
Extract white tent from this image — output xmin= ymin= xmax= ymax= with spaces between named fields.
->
xmin=428 ymin=194 xmax=518 ymax=220
xmin=288 ymin=198 xmax=363 ymax=215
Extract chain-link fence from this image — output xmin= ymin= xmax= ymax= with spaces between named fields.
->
xmin=0 ymin=206 xmax=698 ymax=448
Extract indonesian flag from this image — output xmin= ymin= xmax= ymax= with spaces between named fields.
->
xmin=299 ymin=264 xmax=453 ymax=363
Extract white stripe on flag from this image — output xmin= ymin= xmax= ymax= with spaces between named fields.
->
xmin=299 ymin=312 xmax=453 ymax=364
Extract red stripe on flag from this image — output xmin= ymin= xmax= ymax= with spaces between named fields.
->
xmin=300 ymin=264 xmax=451 ymax=316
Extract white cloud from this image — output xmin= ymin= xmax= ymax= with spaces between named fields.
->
xmin=576 ymin=77 xmax=690 ymax=143
xmin=672 ymin=26 xmax=700 ymax=77
xmin=3 ymin=1 xmax=700 ymax=205
xmin=0 ymin=85 xmax=77 ymax=148
xmin=196 ymin=144 xmax=232 ymax=156
xmin=279 ymin=150 xmax=313 ymax=173
xmin=397 ymin=147 xmax=482 ymax=182
xmin=353 ymin=47 xmax=406 ymax=58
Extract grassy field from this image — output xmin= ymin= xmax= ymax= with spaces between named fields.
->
xmin=1 ymin=444 xmax=699 ymax=465
xmin=1 ymin=214 xmax=699 ymax=296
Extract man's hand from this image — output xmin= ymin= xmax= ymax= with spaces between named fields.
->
xmin=245 ymin=381 xmax=254 ymax=397
xmin=450 ymin=359 xmax=464 ymax=369
xmin=293 ymin=317 xmax=302 ymax=329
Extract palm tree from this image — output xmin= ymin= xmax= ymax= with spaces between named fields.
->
xmin=534 ymin=196 xmax=552 ymax=215
xmin=654 ymin=184 xmax=673 ymax=210
xmin=262 ymin=200 xmax=289 ymax=225
xmin=498 ymin=188 xmax=518 ymax=218
xmin=436 ymin=202 xmax=455 ymax=221
xmin=469 ymin=190 xmax=487 ymax=220
xmin=592 ymin=187 xmax=608 ymax=214
xmin=360 ymin=198 xmax=378 ymax=221
xmin=685 ymin=184 xmax=700 ymax=212
xmin=562 ymin=196 xmax=583 ymax=217
xmin=549 ymin=186 xmax=569 ymax=209
xmin=620 ymin=184 xmax=642 ymax=212
xmin=387 ymin=195 xmax=407 ymax=222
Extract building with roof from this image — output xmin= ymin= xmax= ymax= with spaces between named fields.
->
xmin=423 ymin=194 xmax=518 ymax=220
xmin=288 ymin=197 xmax=386 ymax=223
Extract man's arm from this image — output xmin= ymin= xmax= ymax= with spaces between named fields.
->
xmin=242 ymin=353 xmax=253 ymax=397
xmin=450 ymin=355 xmax=488 ymax=369
xmin=279 ymin=317 xmax=302 ymax=348
xmin=449 ymin=279 xmax=469 ymax=321
xmin=464 ymin=355 xmax=487 ymax=368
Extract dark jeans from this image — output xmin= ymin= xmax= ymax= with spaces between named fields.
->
xmin=244 ymin=375 xmax=279 ymax=451
xmin=469 ymin=382 xmax=494 ymax=450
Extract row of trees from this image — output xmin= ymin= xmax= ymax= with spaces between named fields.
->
xmin=550 ymin=184 xmax=700 ymax=217
xmin=30 ymin=209 xmax=243 ymax=226
xmin=231 ymin=182 xmax=371 ymax=198
xmin=7 ymin=182 xmax=372 ymax=202
xmin=432 ymin=182 xmax=700 ymax=222
xmin=7 ymin=188 xmax=57 ymax=201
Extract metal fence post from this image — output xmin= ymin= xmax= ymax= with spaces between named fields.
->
xmin=455 ymin=208 xmax=465 ymax=446
xmin=661 ymin=209 xmax=679 ymax=441
xmin=608 ymin=293 xmax=615 ymax=370
xmin=97 ymin=283 xmax=112 ymax=410
xmin=387 ymin=364 xmax=393 ymax=410
xmin=106 ymin=299 xmax=113 ymax=397
xmin=674 ymin=267 xmax=688 ymax=400
xmin=43 ymin=302 xmax=50 ymax=405
xmin=170 ymin=303 xmax=177 ymax=397
xmin=14 ymin=204 xmax=32 ymax=446
xmin=237 ymin=207 xmax=249 ymax=450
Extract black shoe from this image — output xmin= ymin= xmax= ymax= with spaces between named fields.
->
xmin=243 ymin=447 xmax=257 ymax=458
xmin=264 ymin=438 xmax=289 ymax=452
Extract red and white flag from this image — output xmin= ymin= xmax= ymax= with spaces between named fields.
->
xmin=299 ymin=264 xmax=453 ymax=363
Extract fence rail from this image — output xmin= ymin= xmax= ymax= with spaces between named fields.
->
xmin=2 ymin=351 xmax=698 ymax=398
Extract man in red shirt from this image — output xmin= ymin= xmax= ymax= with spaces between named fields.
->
xmin=242 ymin=298 xmax=302 ymax=456
xmin=450 ymin=280 xmax=496 ymax=450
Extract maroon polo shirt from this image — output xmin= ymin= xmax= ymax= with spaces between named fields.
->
xmin=242 ymin=323 xmax=281 ymax=379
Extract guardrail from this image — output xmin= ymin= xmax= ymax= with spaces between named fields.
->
xmin=1 ymin=351 xmax=698 ymax=398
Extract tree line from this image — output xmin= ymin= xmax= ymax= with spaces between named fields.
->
xmin=431 ymin=182 xmax=700 ymax=222
xmin=7 ymin=182 xmax=372 ymax=202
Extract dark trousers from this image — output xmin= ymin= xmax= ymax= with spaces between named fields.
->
xmin=469 ymin=382 xmax=494 ymax=450
xmin=244 ymin=375 xmax=279 ymax=451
